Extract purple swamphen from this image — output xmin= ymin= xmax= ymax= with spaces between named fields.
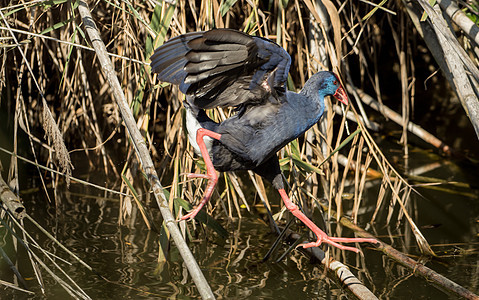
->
xmin=150 ymin=29 xmax=377 ymax=253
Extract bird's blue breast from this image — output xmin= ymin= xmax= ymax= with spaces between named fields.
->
xmin=246 ymin=99 xmax=324 ymax=164
xmin=289 ymin=95 xmax=325 ymax=138
xmin=292 ymin=108 xmax=324 ymax=137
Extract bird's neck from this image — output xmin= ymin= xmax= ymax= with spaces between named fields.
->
xmin=281 ymin=90 xmax=325 ymax=139
xmin=298 ymin=84 xmax=326 ymax=120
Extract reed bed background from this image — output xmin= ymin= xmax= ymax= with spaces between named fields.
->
xmin=1 ymin=0 xmax=479 ymax=297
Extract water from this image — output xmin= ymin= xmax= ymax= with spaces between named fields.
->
xmin=3 ymin=183 xmax=343 ymax=299
xmin=1 ymin=142 xmax=479 ymax=299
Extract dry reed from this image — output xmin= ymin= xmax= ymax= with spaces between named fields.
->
xmin=1 ymin=0 xmax=479 ymax=297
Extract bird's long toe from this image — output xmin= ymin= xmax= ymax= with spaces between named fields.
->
xmin=298 ymin=240 xmax=321 ymax=249
xmin=182 ymin=172 xmax=215 ymax=180
xmin=327 ymin=236 xmax=379 ymax=244
xmin=299 ymin=237 xmax=361 ymax=253
xmin=179 ymin=172 xmax=218 ymax=221
xmin=298 ymin=228 xmax=378 ymax=253
xmin=180 ymin=209 xmax=202 ymax=221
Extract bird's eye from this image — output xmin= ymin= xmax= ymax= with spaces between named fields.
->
xmin=333 ymin=80 xmax=338 ymax=85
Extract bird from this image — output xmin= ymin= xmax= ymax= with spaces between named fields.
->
xmin=150 ymin=28 xmax=378 ymax=253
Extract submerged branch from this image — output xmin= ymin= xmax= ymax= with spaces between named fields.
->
xmin=284 ymin=231 xmax=378 ymax=300
xmin=338 ymin=217 xmax=479 ymax=299
xmin=308 ymin=194 xmax=477 ymax=298
xmin=76 ymin=2 xmax=214 ymax=299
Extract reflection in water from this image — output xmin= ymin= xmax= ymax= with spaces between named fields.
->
xmin=5 ymin=144 xmax=479 ymax=299
xmin=17 ymin=184 xmax=342 ymax=298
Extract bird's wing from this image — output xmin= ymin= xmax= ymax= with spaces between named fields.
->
xmin=150 ymin=29 xmax=291 ymax=109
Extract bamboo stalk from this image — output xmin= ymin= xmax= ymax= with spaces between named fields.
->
xmin=76 ymin=2 xmax=214 ymax=299
xmin=417 ymin=0 xmax=479 ymax=140
xmin=436 ymin=0 xmax=479 ymax=47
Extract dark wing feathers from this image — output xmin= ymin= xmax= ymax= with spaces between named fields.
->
xmin=252 ymin=37 xmax=290 ymax=89
xmin=150 ymin=32 xmax=204 ymax=85
xmin=150 ymin=28 xmax=291 ymax=109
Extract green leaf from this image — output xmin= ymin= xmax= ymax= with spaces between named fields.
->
xmin=39 ymin=17 xmax=74 ymax=35
xmin=145 ymin=3 xmax=176 ymax=117
xmin=193 ymin=157 xmax=207 ymax=172
xmin=219 ymin=0 xmax=238 ymax=17
xmin=0 ymin=0 xmax=71 ymax=20
xmin=420 ymin=0 xmax=437 ymax=22
xmin=71 ymin=0 xmax=79 ymax=10
xmin=157 ymin=221 xmax=169 ymax=262
xmin=59 ymin=19 xmax=78 ymax=89
xmin=75 ymin=23 xmax=86 ymax=42
xmin=291 ymin=154 xmax=324 ymax=175
xmin=148 ymin=3 xmax=176 ymax=55
xmin=174 ymin=198 xmax=229 ymax=239
xmin=318 ymin=127 xmax=361 ymax=168
xmin=142 ymin=3 xmax=175 ymax=116
xmin=1 ymin=6 xmax=30 ymax=19
xmin=132 ymin=64 xmax=146 ymax=116
xmin=289 ymin=138 xmax=300 ymax=157
xmin=278 ymin=157 xmax=290 ymax=172
xmin=122 ymin=174 xmax=150 ymax=222
xmin=361 ymin=0 xmax=389 ymax=21
xmin=287 ymin=73 xmax=296 ymax=91
xmin=40 ymin=0 xmax=69 ymax=9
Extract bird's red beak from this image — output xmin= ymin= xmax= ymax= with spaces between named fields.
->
xmin=334 ymin=85 xmax=348 ymax=105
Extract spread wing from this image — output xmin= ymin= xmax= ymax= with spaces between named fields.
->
xmin=150 ymin=28 xmax=291 ymax=109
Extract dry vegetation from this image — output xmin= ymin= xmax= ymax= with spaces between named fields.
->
xmin=1 ymin=0 xmax=479 ymax=297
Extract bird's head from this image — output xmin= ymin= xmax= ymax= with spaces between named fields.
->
xmin=314 ymin=71 xmax=349 ymax=106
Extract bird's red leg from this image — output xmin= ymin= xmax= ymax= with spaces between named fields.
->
xmin=278 ymin=189 xmax=378 ymax=253
xmin=181 ymin=128 xmax=222 ymax=221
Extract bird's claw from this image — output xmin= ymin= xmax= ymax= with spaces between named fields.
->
xmin=298 ymin=235 xmax=379 ymax=253
xmin=298 ymin=239 xmax=362 ymax=253
xmin=178 ymin=172 xmax=218 ymax=222
xmin=176 ymin=207 xmax=202 ymax=222
xmin=298 ymin=240 xmax=321 ymax=249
